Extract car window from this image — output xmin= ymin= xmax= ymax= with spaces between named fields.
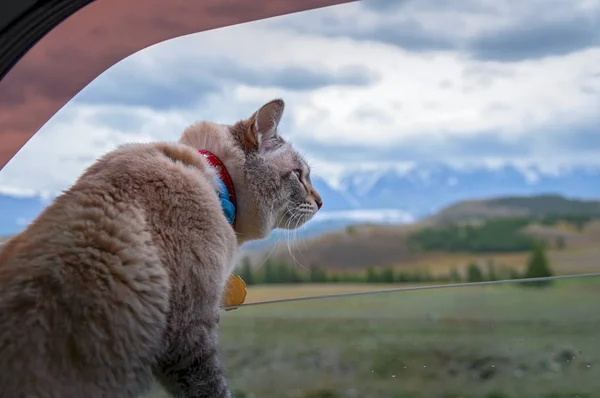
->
xmin=1 ymin=1 xmax=599 ymax=397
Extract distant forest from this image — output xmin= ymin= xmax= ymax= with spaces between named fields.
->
xmin=406 ymin=213 xmax=594 ymax=253
xmin=234 ymin=240 xmax=553 ymax=287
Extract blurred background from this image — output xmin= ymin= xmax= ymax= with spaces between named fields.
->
xmin=1 ymin=0 xmax=599 ymax=397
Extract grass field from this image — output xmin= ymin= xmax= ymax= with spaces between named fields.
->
xmin=150 ymin=276 xmax=600 ymax=398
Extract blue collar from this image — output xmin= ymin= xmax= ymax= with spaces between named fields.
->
xmin=214 ymin=176 xmax=236 ymax=226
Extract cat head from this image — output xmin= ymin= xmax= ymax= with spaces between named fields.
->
xmin=179 ymin=99 xmax=322 ymax=244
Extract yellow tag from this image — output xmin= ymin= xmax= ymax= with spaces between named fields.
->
xmin=223 ymin=274 xmax=247 ymax=311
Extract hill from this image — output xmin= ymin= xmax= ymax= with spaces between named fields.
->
xmin=245 ymin=194 xmax=600 ymax=276
xmin=426 ymin=194 xmax=600 ymax=226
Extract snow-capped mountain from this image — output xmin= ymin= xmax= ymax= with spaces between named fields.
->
xmin=2 ymin=163 xmax=600 ymax=239
xmin=315 ymin=163 xmax=600 ymax=217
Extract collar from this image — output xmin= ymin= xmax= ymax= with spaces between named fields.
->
xmin=198 ymin=149 xmax=237 ymax=228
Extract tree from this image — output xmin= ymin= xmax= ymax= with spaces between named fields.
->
xmin=523 ymin=241 xmax=554 ymax=287
xmin=379 ymin=267 xmax=395 ymax=283
xmin=421 ymin=270 xmax=434 ymax=282
xmin=365 ymin=267 xmax=379 ymax=283
xmin=309 ymin=264 xmax=327 ymax=283
xmin=238 ymin=256 xmax=254 ymax=285
xmin=466 ymin=263 xmax=484 ymax=282
xmin=396 ymin=271 xmax=409 ymax=283
xmin=274 ymin=261 xmax=290 ymax=283
xmin=571 ymin=215 xmax=588 ymax=232
xmin=287 ymin=264 xmax=303 ymax=284
xmin=262 ymin=259 xmax=277 ymax=284
xmin=486 ymin=259 xmax=498 ymax=281
xmin=449 ymin=268 xmax=462 ymax=282
xmin=508 ymin=268 xmax=521 ymax=280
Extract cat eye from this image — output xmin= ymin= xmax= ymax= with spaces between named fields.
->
xmin=293 ymin=169 xmax=303 ymax=179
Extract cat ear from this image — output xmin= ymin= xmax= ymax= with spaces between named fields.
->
xmin=249 ymin=99 xmax=285 ymax=152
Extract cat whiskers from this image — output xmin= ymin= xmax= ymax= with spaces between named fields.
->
xmin=284 ymin=210 xmax=301 ymax=268
xmin=291 ymin=209 xmax=309 ymax=267
xmin=290 ymin=211 xmax=305 ymax=269
xmin=284 ymin=202 xmax=316 ymax=270
xmin=257 ymin=207 xmax=296 ymax=270
xmin=295 ymin=203 xmax=315 ymax=254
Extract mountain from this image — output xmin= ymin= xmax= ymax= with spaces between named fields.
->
xmin=3 ymin=163 xmax=600 ymax=238
xmin=310 ymin=176 xmax=358 ymax=211
xmin=426 ymin=194 xmax=600 ymax=226
xmin=332 ymin=163 xmax=600 ymax=215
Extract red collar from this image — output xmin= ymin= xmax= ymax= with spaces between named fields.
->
xmin=198 ymin=149 xmax=237 ymax=228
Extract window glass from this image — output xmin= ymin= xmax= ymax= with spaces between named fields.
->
xmin=1 ymin=2 xmax=599 ymax=396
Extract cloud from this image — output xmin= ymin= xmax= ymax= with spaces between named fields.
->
xmin=86 ymin=109 xmax=149 ymax=132
xmin=313 ymin=209 xmax=415 ymax=223
xmin=470 ymin=14 xmax=600 ymax=62
xmin=349 ymin=21 xmax=454 ymax=51
xmin=15 ymin=217 xmax=32 ymax=227
xmin=360 ymin=0 xmax=494 ymax=14
xmin=75 ymin=67 xmax=219 ymax=110
xmin=245 ymin=65 xmax=375 ymax=90
xmin=293 ymin=117 xmax=600 ymax=167
xmin=271 ymin=0 xmax=600 ymax=61
xmin=268 ymin=4 xmax=455 ymax=52
xmin=359 ymin=0 xmax=410 ymax=13
xmin=74 ymin=52 xmax=376 ymax=110
xmin=0 ymin=105 xmax=156 ymax=198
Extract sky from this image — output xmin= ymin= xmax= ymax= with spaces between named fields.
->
xmin=0 ymin=0 xmax=599 ymax=199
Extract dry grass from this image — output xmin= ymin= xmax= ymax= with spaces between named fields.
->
xmin=391 ymin=251 xmax=530 ymax=275
xmin=393 ymin=247 xmax=599 ymax=276
xmin=249 ymin=219 xmax=600 ymax=277
xmin=263 ymin=223 xmax=419 ymax=271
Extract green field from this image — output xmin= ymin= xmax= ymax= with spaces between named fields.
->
xmin=150 ymin=277 xmax=600 ymax=398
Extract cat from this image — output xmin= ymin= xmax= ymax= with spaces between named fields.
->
xmin=0 ymin=98 xmax=323 ymax=398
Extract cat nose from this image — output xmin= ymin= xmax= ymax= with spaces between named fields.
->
xmin=308 ymin=186 xmax=322 ymax=210
xmin=314 ymin=196 xmax=323 ymax=210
